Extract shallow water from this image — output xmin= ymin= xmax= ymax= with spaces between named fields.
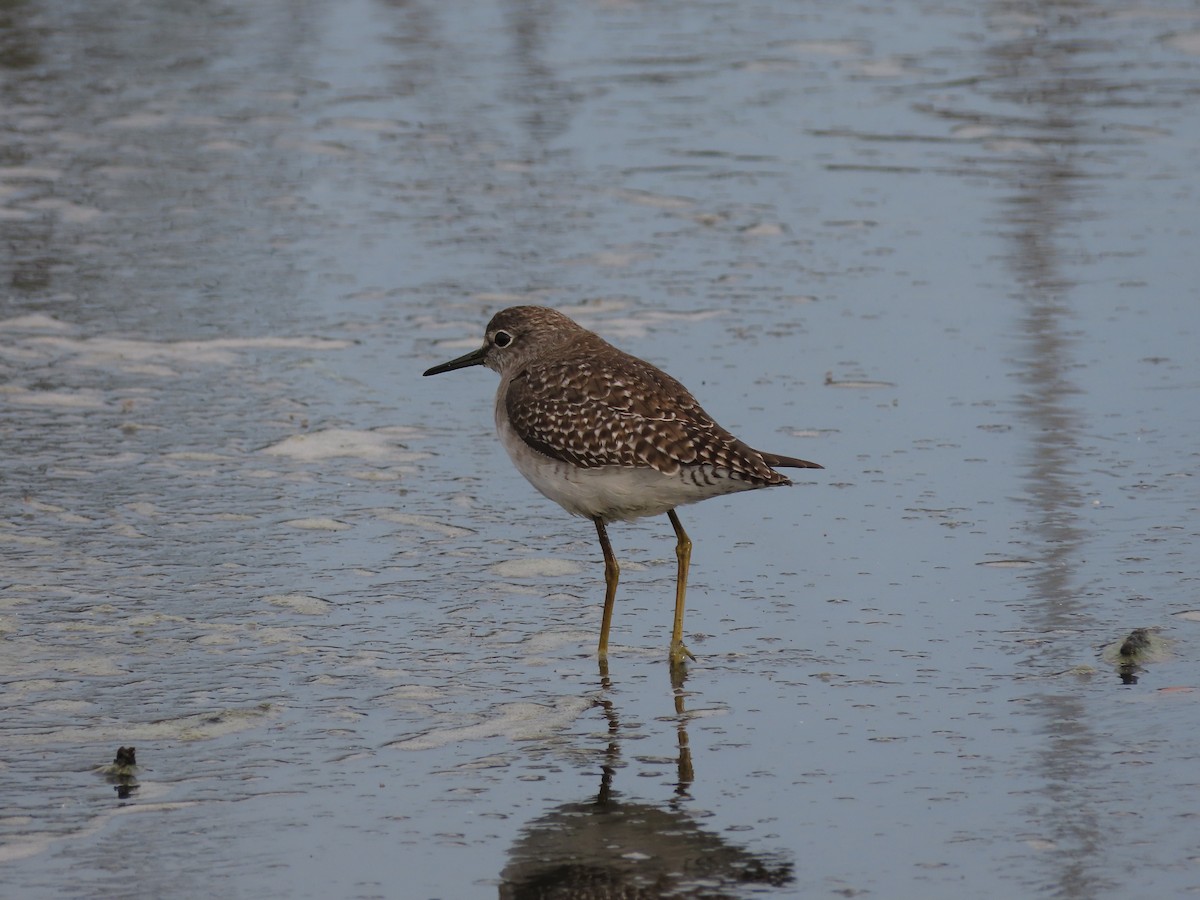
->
xmin=2 ymin=1 xmax=1199 ymax=897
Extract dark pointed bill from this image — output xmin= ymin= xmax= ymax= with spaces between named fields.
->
xmin=423 ymin=344 xmax=488 ymax=377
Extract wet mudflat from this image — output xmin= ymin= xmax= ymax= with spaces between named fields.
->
xmin=2 ymin=1 xmax=1199 ymax=897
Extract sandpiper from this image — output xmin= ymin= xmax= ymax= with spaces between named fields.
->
xmin=424 ymin=306 xmax=822 ymax=666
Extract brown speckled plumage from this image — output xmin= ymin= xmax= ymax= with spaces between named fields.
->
xmin=505 ymin=342 xmax=790 ymax=483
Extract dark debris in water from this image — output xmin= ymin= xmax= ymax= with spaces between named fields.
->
xmin=97 ymin=746 xmax=140 ymax=798
xmin=1102 ymin=628 xmax=1173 ymax=685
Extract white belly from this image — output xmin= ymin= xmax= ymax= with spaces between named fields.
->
xmin=495 ymin=397 xmax=759 ymax=522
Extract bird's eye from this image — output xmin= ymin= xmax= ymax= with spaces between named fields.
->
xmin=493 ymin=330 xmax=513 ymax=348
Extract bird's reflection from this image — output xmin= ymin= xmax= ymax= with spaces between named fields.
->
xmin=499 ymin=666 xmax=793 ymax=899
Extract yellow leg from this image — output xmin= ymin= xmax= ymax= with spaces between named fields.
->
xmin=593 ymin=517 xmax=619 ymax=661
xmin=667 ymin=509 xmax=696 ymax=667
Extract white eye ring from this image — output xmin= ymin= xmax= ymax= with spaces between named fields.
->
xmin=493 ymin=330 xmax=513 ymax=348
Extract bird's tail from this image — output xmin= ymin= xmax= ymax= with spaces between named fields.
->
xmin=761 ymin=452 xmax=823 ymax=470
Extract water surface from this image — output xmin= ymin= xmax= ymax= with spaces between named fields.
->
xmin=2 ymin=1 xmax=1198 ymax=897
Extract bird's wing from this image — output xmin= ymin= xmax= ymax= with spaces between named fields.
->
xmin=504 ymin=354 xmax=780 ymax=480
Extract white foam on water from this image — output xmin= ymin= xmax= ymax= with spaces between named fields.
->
xmin=282 ymin=518 xmax=351 ymax=531
xmin=489 ymin=558 xmax=583 ymax=578
xmin=0 ymin=313 xmax=72 ymax=331
xmin=260 ymin=428 xmax=410 ymax=461
xmin=264 ymin=593 xmax=333 ymax=615
xmin=1165 ymin=30 xmax=1200 ymax=55
xmin=387 ymin=697 xmax=593 ymax=751
xmin=0 ymin=386 xmax=107 ymax=408
xmin=378 ymin=512 xmax=474 ymax=538
xmin=14 ymin=333 xmax=351 ymax=371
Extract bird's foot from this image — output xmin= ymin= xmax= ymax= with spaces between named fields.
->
xmin=669 ymin=640 xmax=696 ymax=668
